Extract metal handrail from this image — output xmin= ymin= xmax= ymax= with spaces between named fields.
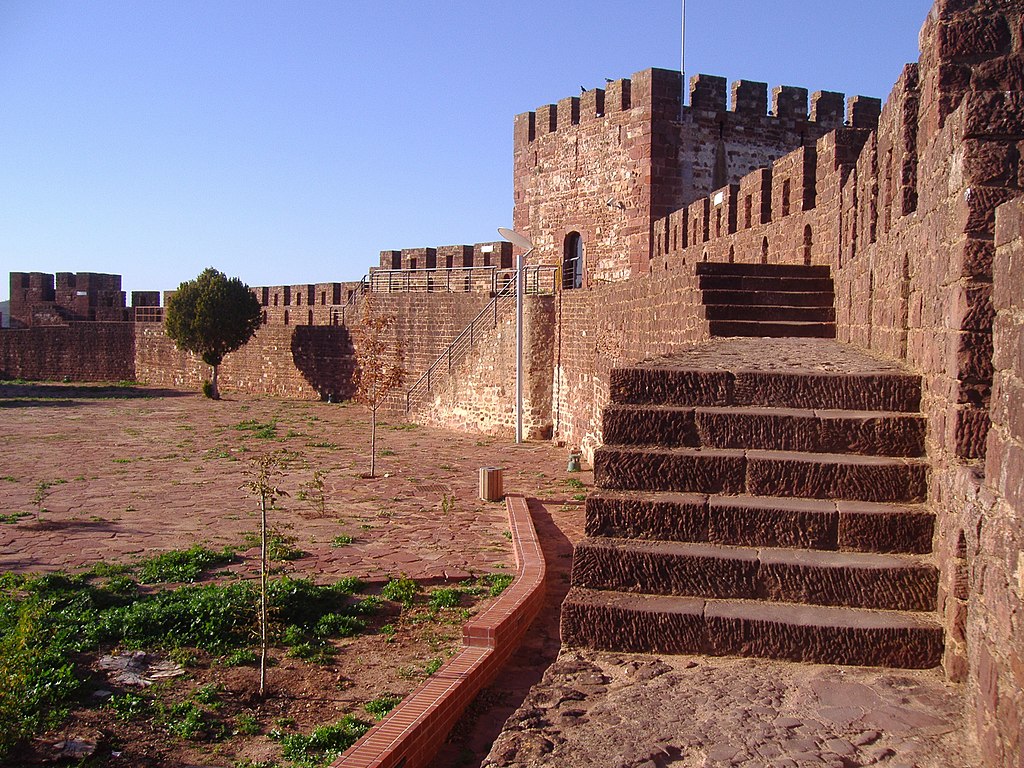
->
xmin=367 ymin=265 xmax=558 ymax=296
xmin=403 ymin=270 xmax=529 ymax=414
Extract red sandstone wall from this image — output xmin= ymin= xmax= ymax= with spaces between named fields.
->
xmin=135 ymin=292 xmax=492 ymax=407
xmin=414 ymin=297 xmax=555 ymax=439
xmin=135 ymin=324 xmax=357 ymax=400
xmin=969 ymin=197 xmax=1024 ymax=766
xmin=0 ymin=323 xmax=136 ymax=381
xmin=552 ymin=260 xmax=707 ymax=460
xmin=514 ymin=69 xmax=862 ymax=283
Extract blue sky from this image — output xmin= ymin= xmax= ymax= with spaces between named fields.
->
xmin=0 ymin=1 xmax=933 ymax=301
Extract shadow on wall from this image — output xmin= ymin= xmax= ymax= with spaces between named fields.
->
xmin=290 ymin=325 xmax=358 ymax=401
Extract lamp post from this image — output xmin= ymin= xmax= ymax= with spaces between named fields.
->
xmin=498 ymin=227 xmax=534 ymax=444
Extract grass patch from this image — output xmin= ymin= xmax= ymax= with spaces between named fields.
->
xmin=234 ymin=419 xmax=278 ymax=439
xmin=381 ymin=576 xmax=419 ymax=608
xmin=330 ymin=535 xmax=353 ymax=547
xmin=242 ymin=530 xmax=305 ymax=561
xmin=0 ymin=512 xmax=29 ymax=524
xmin=136 ymin=545 xmax=237 ymax=584
xmin=279 ymin=716 xmax=371 ymax=766
xmin=0 ymin=569 xmax=373 ymax=759
xmin=364 ymin=693 xmax=402 ymax=720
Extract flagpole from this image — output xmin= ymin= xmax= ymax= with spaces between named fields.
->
xmin=680 ymin=0 xmax=686 ymax=118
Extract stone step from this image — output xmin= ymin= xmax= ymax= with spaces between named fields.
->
xmin=594 ymin=446 xmax=747 ymax=495
xmin=695 ymin=262 xmax=832 ymax=278
xmin=603 ymin=404 xmax=926 ymax=456
xmin=560 ymin=587 xmax=944 ymax=668
xmin=694 ymin=406 xmax=926 ymax=456
xmin=585 ymin=491 xmax=935 ymax=554
xmin=702 ymin=304 xmax=837 ymax=322
xmin=571 ymin=538 xmax=937 ymax=611
xmin=609 ymin=367 xmax=921 ymax=412
xmin=746 ymin=449 xmax=929 ymax=503
xmin=708 ymin=319 xmax=837 ymax=338
xmin=698 ymin=274 xmax=835 ymax=292
xmin=700 ymin=289 xmax=835 ymax=307
xmin=594 ymin=446 xmax=928 ymax=502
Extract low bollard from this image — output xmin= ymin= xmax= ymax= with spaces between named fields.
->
xmin=479 ymin=467 xmax=504 ymax=501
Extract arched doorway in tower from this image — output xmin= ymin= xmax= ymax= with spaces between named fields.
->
xmin=563 ymin=232 xmax=583 ymax=289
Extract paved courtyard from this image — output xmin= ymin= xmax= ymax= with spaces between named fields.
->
xmin=0 ymin=382 xmax=572 ymax=582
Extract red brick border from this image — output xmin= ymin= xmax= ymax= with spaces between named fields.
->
xmin=331 ymin=494 xmax=546 ymax=768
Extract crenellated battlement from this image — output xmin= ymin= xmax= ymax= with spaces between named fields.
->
xmin=376 ymin=241 xmax=513 ymax=271
xmin=652 ymin=124 xmax=881 ymax=265
xmin=515 ymin=67 xmax=881 ymax=146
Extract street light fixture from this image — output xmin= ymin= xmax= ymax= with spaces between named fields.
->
xmin=498 ymin=227 xmax=535 ymax=444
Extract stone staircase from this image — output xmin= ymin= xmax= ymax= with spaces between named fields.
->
xmin=561 ymin=337 xmax=943 ymax=668
xmin=698 ymin=261 xmax=837 ymax=338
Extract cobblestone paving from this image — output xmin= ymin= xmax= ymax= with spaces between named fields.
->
xmin=643 ymin=337 xmax=912 ymax=374
xmin=484 ymin=649 xmax=979 ymax=768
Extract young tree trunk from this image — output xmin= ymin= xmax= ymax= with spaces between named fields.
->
xmin=211 ymin=364 xmax=221 ymax=400
xmin=370 ymin=405 xmax=377 ymax=478
xmin=259 ymin=491 xmax=268 ymax=697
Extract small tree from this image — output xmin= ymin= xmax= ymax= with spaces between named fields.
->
xmin=164 ymin=267 xmax=262 ymax=399
xmin=241 ymin=453 xmax=289 ymax=698
xmin=354 ymin=300 xmax=404 ymax=478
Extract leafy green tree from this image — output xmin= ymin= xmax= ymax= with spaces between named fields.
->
xmin=164 ymin=268 xmax=262 ymax=399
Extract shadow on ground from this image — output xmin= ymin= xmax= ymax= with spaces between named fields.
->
xmin=437 ymin=498 xmax=579 ymax=767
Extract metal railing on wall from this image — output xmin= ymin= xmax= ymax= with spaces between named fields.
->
xmin=134 ymin=307 xmax=164 ymax=323
xmin=404 ymin=265 xmax=557 ymax=413
xmin=368 ymin=265 xmax=557 ymax=296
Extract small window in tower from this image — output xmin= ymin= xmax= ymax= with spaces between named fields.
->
xmin=562 ymin=232 xmax=583 ymax=290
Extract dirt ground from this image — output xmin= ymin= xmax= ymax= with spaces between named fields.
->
xmin=0 ymin=381 xmax=583 ymax=767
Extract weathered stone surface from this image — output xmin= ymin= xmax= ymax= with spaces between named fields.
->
xmin=601 ymin=404 xmax=698 ymax=447
xmin=561 ymin=588 xmax=944 ymax=668
xmin=836 ymin=500 xmax=936 ymax=554
xmin=584 ymin=491 xmax=709 ymax=541
xmin=758 ymin=548 xmax=938 ymax=611
xmin=817 ymin=410 xmax=927 ymax=456
xmin=698 ymin=274 xmax=835 ymax=293
xmin=733 ymin=372 xmax=922 ymax=411
xmin=702 ymin=303 xmax=836 ymax=322
xmin=746 ymin=450 xmax=929 ymax=502
xmin=693 ymin=406 xmax=926 ymax=456
xmin=695 ymin=262 xmax=831 ymax=278
xmin=608 ymin=367 xmax=732 ymax=406
xmin=708 ymin=495 xmax=839 ymax=550
xmin=571 ymin=538 xmax=759 ymax=600
xmin=705 ymin=599 xmax=944 ymax=668
xmin=964 ymin=92 xmax=1024 ymax=138
xmin=700 ymin=289 xmax=835 ymax=308
xmin=560 ymin=588 xmax=706 ymax=655
xmin=937 ymin=15 xmax=1012 ymax=59
xmin=594 ymin=446 xmax=746 ymax=493
xmin=573 ymin=538 xmax=936 ymax=611
xmin=708 ymin=320 xmax=837 ymax=338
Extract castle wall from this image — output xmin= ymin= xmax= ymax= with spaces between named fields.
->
xmin=551 ymin=258 xmax=707 ymax=460
xmin=413 ymin=296 xmax=555 ymax=439
xmin=134 ymin=323 xmax=357 ymax=400
xmin=0 ymin=323 xmax=136 ymax=381
xmin=972 ymin=197 xmax=1024 ymax=765
xmin=514 ymin=69 xmax=874 ymax=283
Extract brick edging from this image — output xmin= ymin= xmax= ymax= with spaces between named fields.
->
xmin=331 ymin=494 xmax=546 ymax=768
